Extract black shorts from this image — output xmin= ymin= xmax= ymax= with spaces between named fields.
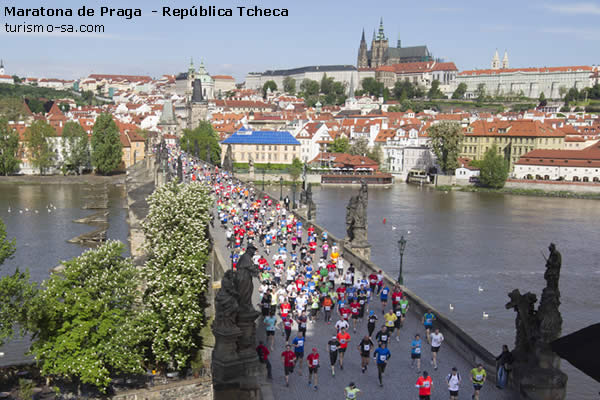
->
xmin=266 ymin=330 xmax=274 ymax=336
xmin=394 ymin=319 xmax=402 ymax=328
xmin=411 ymin=353 xmax=421 ymax=359
xmin=449 ymin=390 xmax=459 ymax=397
xmin=424 ymin=325 xmax=433 ymax=330
xmin=377 ymin=363 xmax=387 ymax=373
xmin=386 ymin=325 xmax=395 ymax=333
xmin=360 ymin=352 xmax=370 ymax=358
xmin=329 ymin=351 xmax=338 ymax=365
xmin=352 ymin=314 xmax=359 ymax=319
xmin=284 ymin=365 xmax=294 ymax=376
xmin=419 ymin=396 xmax=430 ymax=400
xmin=295 ymin=351 xmax=304 ymax=359
xmin=338 ymin=347 xmax=347 ymax=353
xmin=431 ymin=346 xmax=440 ymax=353
xmin=473 ymin=384 xmax=483 ymax=391
xmin=308 ymin=366 xmax=319 ymax=374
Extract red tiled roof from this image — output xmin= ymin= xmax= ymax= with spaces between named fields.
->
xmin=466 ymin=120 xmax=565 ymax=138
xmin=516 ymin=142 xmax=600 ymax=167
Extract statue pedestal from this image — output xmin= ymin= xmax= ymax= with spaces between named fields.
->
xmin=345 ymin=240 xmax=371 ymax=261
xmin=211 ymin=325 xmax=243 ymax=384
xmin=249 ymin=166 xmax=255 ymax=180
xmin=236 ymin=310 xmax=263 ymax=378
xmin=519 ymin=367 xmax=567 ymax=400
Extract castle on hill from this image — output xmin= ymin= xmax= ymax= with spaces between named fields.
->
xmin=357 ymin=18 xmax=433 ymax=69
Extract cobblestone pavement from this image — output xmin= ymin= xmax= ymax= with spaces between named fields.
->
xmin=208 ymin=197 xmax=518 ymax=400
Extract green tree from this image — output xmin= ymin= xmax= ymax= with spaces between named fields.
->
xmin=262 ymin=80 xmax=277 ymax=98
xmin=320 ymin=74 xmax=334 ymax=95
xmin=329 ymin=137 xmax=350 ymax=153
xmin=367 ymin=144 xmax=384 ymax=166
xmin=564 ymin=87 xmax=580 ymax=105
xmin=27 ymin=241 xmax=143 ymax=393
xmin=139 ymin=181 xmax=212 ymax=371
xmin=283 ymin=76 xmax=296 ymax=95
xmin=62 ymin=121 xmax=90 ymax=174
xmin=25 ymin=120 xmax=55 ymax=175
xmin=428 ymin=80 xmax=445 ymax=99
xmin=300 ymin=79 xmax=320 ymax=96
xmin=81 ymin=90 xmax=94 ymax=104
xmin=288 ymin=157 xmax=303 ymax=181
xmin=479 ymin=144 xmax=509 ymax=188
xmin=475 ymin=83 xmax=486 ymax=103
xmin=180 ymin=121 xmax=221 ymax=164
xmin=12 ymin=75 xmax=22 ymax=84
xmin=0 ymin=98 xmax=28 ymax=121
xmin=452 ymin=83 xmax=467 ymax=99
xmin=91 ymin=113 xmax=122 ymax=174
xmin=360 ymin=78 xmax=384 ymax=97
xmin=427 ymin=122 xmax=464 ymax=174
xmin=0 ymin=218 xmax=36 ymax=348
xmin=538 ymin=92 xmax=547 ymax=107
xmin=349 ymin=137 xmax=370 ymax=156
xmin=0 ymin=119 xmax=21 ymax=175
xmin=393 ymin=80 xmax=416 ymax=100
xmin=558 ymin=86 xmax=567 ymax=99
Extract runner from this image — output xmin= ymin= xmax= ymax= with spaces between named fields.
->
xmin=367 ymin=310 xmax=378 ymax=338
xmin=375 ymin=326 xmax=390 ymax=347
xmin=380 ymin=284 xmax=390 ymax=313
xmin=292 ymin=332 xmax=305 ymax=374
xmin=344 ymin=382 xmax=360 ymax=400
xmin=411 ymin=333 xmax=423 ymax=371
xmin=281 ymin=344 xmax=296 ymax=387
xmin=323 ymin=295 xmax=334 ymax=324
xmin=416 ymin=370 xmax=433 ymax=399
xmin=297 ymin=310 xmax=308 ymax=338
xmin=357 ymin=335 xmax=374 ymax=373
xmin=264 ymin=312 xmax=277 ymax=350
xmin=447 ymin=367 xmax=461 ymax=400
xmin=393 ymin=305 xmax=403 ymax=341
xmin=282 ymin=315 xmax=293 ymax=344
xmin=422 ymin=309 xmax=436 ymax=344
xmin=430 ymin=328 xmax=445 ymax=370
xmin=373 ymin=341 xmax=391 ymax=387
xmin=470 ymin=363 xmax=487 ymax=400
xmin=336 ymin=327 xmax=351 ymax=370
xmin=256 ymin=340 xmax=272 ymax=379
xmin=397 ymin=294 xmax=409 ymax=326
xmin=350 ymin=297 xmax=361 ymax=333
xmin=327 ymin=334 xmax=340 ymax=376
xmin=383 ymin=309 xmax=397 ymax=339
xmin=306 ymin=347 xmax=320 ymax=391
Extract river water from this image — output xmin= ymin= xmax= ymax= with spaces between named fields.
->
xmin=0 ymin=183 xmax=129 ymax=366
xmin=309 ymin=184 xmax=599 ymax=399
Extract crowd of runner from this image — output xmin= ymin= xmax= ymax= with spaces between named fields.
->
xmin=171 ymin=152 xmax=494 ymax=400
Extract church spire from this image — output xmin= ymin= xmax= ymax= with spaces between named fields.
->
xmin=502 ymin=50 xmax=509 ymax=69
xmin=491 ymin=49 xmax=500 ymax=70
xmin=397 ymin=32 xmax=401 ymax=48
xmin=372 ymin=29 xmax=376 ymax=42
xmin=361 ymin=28 xmax=365 ymax=42
xmin=377 ymin=17 xmax=385 ymax=40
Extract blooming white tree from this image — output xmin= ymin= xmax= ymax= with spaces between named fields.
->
xmin=140 ymin=181 xmax=213 ymax=370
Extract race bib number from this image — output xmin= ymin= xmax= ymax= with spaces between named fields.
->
xmin=352 ymin=308 xmax=358 ymax=313
xmin=401 ymin=303 xmax=407 ymax=309
xmin=301 ymin=323 xmax=306 ymax=328
xmin=347 ymin=392 xmax=356 ymax=399
xmin=359 ymin=300 xmax=365 ymax=305
xmin=340 ymin=339 xmax=346 ymax=344
xmin=423 ymin=381 xmax=430 ymax=388
xmin=395 ymin=296 xmax=401 ymax=301
xmin=415 ymin=347 xmax=421 ymax=354
xmin=396 ymin=311 xmax=402 ymax=316
xmin=298 ymin=340 xmax=304 ymax=346
xmin=476 ymin=374 xmax=483 ymax=381
xmin=381 ymin=335 xmax=387 ymax=341
xmin=342 ymin=313 xmax=348 ymax=319
xmin=312 ymin=359 xmax=318 ymax=366
xmin=325 ymin=306 xmax=331 ymax=310
xmin=330 ymin=345 xmax=337 ymax=351
xmin=363 ymin=344 xmax=370 ymax=351
xmin=379 ymin=355 xmax=387 ymax=361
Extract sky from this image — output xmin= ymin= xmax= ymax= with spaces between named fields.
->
xmin=1 ymin=0 xmax=599 ymax=82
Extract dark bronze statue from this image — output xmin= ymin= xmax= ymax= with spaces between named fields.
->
xmin=177 ymin=154 xmax=183 ymax=183
xmin=213 ymin=270 xmax=239 ymax=331
xmin=223 ymin=144 xmax=234 ymax=172
xmin=234 ymin=244 xmax=259 ymax=314
xmin=345 ymin=180 xmax=368 ymax=244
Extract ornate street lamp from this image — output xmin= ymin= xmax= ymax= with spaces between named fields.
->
xmin=397 ymin=235 xmax=407 ymax=285
xmin=279 ymin=176 xmax=284 ymax=200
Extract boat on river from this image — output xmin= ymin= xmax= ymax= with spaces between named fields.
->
xmin=406 ymin=169 xmax=431 ymax=184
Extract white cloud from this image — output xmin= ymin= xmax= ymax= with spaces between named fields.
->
xmin=544 ymin=2 xmax=600 ymax=15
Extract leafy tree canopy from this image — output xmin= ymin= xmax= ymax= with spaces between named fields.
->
xmin=479 ymin=143 xmax=509 ymax=188
xmin=329 ymin=137 xmax=350 ymax=153
xmin=299 ymin=79 xmax=320 ymax=97
xmin=91 ymin=113 xmax=122 ymax=174
xmin=283 ymin=76 xmax=296 ymax=95
xmin=62 ymin=121 xmax=90 ymax=174
xmin=288 ymin=157 xmax=303 ymax=181
xmin=428 ymin=80 xmax=445 ymax=99
xmin=25 ymin=120 xmax=55 ymax=175
xmin=427 ymin=122 xmax=464 ymax=174
xmin=0 ymin=118 xmax=21 ymax=175
xmin=262 ymin=80 xmax=277 ymax=98
xmin=180 ymin=121 xmax=221 ymax=164
xmin=452 ymin=83 xmax=467 ymax=100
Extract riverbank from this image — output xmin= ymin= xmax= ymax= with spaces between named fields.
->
xmin=0 ymin=174 xmax=125 ymax=185
xmin=436 ymin=184 xmax=600 ymax=199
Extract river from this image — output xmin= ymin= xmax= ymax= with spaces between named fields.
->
xmin=309 ymin=183 xmax=599 ymax=399
xmin=0 ymin=182 xmax=129 ymax=366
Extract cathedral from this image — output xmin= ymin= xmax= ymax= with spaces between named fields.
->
xmin=357 ymin=18 xmax=433 ymax=69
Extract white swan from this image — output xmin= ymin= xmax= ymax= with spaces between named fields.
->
xmin=449 ymin=304 xmax=454 ymax=311
xmin=483 ymin=312 xmax=489 ymax=319
xmin=478 ymin=286 xmax=484 ymax=293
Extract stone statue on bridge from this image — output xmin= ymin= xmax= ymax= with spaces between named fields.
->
xmin=234 ymin=244 xmax=260 ymax=314
xmin=344 ymin=180 xmax=371 ymax=259
xmin=505 ymin=243 xmax=567 ymax=400
xmin=213 ymin=270 xmax=239 ymax=331
xmin=176 ymin=154 xmax=183 ymax=183
xmin=223 ymin=144 xmax=234 ymax=172
xmin=306 ymin=183 xmax=316 ymax=221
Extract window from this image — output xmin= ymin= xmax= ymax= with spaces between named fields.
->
xmin=268 ymin=145 xmax=272 ymax=151
xmin=263 ymin=145 xmax=266 ymax=150
xmin=256 ymin=145 xmax=259 ymax=150
xmin=284 ymin=154 xmax=288 ymax=160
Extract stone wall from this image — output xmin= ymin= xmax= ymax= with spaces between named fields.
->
xmin=505 ymin=179 xmax=600 ymax=193
xmin=112 ymin=377 xmax=212 ymax=400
